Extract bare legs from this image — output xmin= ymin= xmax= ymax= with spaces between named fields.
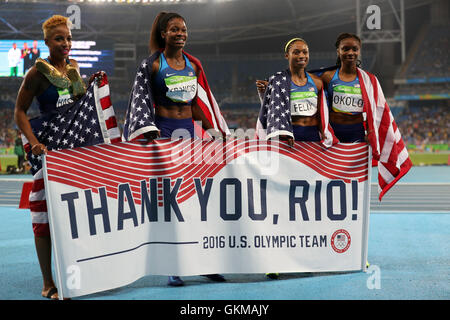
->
xmin=35 ymin=235 xmax=58 ymax=299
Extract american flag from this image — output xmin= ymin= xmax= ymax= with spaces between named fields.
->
xmin=22 ymin=74 xmax=121 ymax=175
xmin=357 ymin=68 xmax=412 ymax=201
xmin=44 ymin=139 xmax=369 ymax=208
xmin=122 ymin=50 xmax=230 ymax=142
xmin=255 ymin=69 xmax=337 ymax=148
xmin=259 ymin=67 xmax=412 ymax=201
xmin=20 ymin=74 xmax=121 ymax=225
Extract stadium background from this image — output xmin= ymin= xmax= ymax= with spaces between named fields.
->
xmin=0 ymin=0 xmax=448 ymax=172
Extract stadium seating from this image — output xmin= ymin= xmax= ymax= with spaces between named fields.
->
xmin=405 ymin=25 xmax=450 ymax=78
xmin=0 ymin=49 xmax=445 ymax=153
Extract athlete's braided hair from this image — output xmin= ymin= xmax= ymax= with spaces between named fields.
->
xmin=335 ymin=33 xmax=362 ymax=67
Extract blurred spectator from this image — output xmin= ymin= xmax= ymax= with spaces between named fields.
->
xmin=406 ymin=25 xmax=450 ymax=78
xmin=14 ymin=131 xmax=25 ymax=172
xmin=397 ymin=105 xmax=449 ymax=146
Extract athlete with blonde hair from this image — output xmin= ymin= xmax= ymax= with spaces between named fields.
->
xmin=14 ymin=15 xmax=86 ymax=300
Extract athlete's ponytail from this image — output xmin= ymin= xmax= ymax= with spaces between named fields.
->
xmin=149 ymin=12 xmax=186 ymax=54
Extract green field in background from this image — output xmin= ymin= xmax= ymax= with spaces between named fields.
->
xmin=0 ymin=155 xmax=18 ymax=172
xmin=409 ymin=152 xmax=449 ymax=165
xmin=1 ymin=152 xmax=448 ymax=173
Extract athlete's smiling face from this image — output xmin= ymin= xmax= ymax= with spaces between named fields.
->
xmin=286 ymin=41 xmax=309 ymax=69
xmin=337 ymin=37 xmax=361 ymax=65
xmin=162 ymin=17 xmax=188 ymax=49
xmin=45 ymin=24 xmax=72 ymax=60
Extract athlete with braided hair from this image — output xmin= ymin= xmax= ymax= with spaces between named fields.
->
xmin=320 ymin=33 xmax=366 ymax=142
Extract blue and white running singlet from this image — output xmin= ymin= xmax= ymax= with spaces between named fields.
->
xmin=290 ymin=73 xmax=320 ymax=142
xmin=290 ymin=72 xmax=318 ymax=117
xmin=327 ymin=68 xmax=363 ymax=115
xmin=152 ymin=52 xmax=197 ymax=106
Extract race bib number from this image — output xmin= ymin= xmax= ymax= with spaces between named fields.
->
xmin=56 ymin=88 xmax=74 ymax=108
xmin=332 ymin=85 xmax=363 ymax=113
xmin=290 ymin=91 xmax=318 ymax=116
xmin=165 ymin=75 xmax=197 ymax=103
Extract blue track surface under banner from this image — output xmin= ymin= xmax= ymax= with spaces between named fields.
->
xmin=0 ymin=166 xmax=449 ymax=300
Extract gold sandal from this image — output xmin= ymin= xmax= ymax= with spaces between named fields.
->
xmin=35 ymin=58 xmax=71 ymax=89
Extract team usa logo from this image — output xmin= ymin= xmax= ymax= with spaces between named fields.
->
xmin=331 ymin=229 xmax=351 ymax=253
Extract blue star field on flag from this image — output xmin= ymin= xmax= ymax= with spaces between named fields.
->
xmin=257 ymin=69 xmax=294 ymax=139
xmin=26 ymin=83 xmax=106 ymax=175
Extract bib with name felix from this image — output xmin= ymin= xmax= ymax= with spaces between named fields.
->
xmin=290 ymin=72 xmax=318 ymax=117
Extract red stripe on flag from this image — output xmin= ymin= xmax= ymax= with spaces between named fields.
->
xmin=19 ymin=181 xmax=33 ymax=209
xmin=100 ymin=96 xmax=112 ymax=110
xmin=24 ymin=143 xmax=31 ymax=154
xmin=45 ymin=140 xmax=370 ymax=205
xmin=32 ymin=178 xmax=44 ymax=192
xmin=105 ymin=116 xmax=117 ymax=130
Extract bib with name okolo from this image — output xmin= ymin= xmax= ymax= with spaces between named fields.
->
xmin=332 ymin=85 xmax=363 ymax=113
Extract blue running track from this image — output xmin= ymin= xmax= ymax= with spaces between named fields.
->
xmin=0 ymin=167 xmax=449 ymax=300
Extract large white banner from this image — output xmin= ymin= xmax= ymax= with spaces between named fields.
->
xmin=43 ymin=139 xmax=371 ymax=298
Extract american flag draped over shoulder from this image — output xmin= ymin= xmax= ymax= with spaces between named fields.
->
xmin=358 ymin=68 xmax=412 ymax=201
xmin=122 ymin=50 xmax=230 ymax=141
xmin=256 ymin=69 xmax=337 ymax=147
xmin=20 ymin=74 xmax=120 ymax=221
xmin=22 ymin=74 xmax=121 ymax=176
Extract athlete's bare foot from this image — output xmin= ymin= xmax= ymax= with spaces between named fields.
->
xmin=41 ymin=286 xmax=59 ymax=300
